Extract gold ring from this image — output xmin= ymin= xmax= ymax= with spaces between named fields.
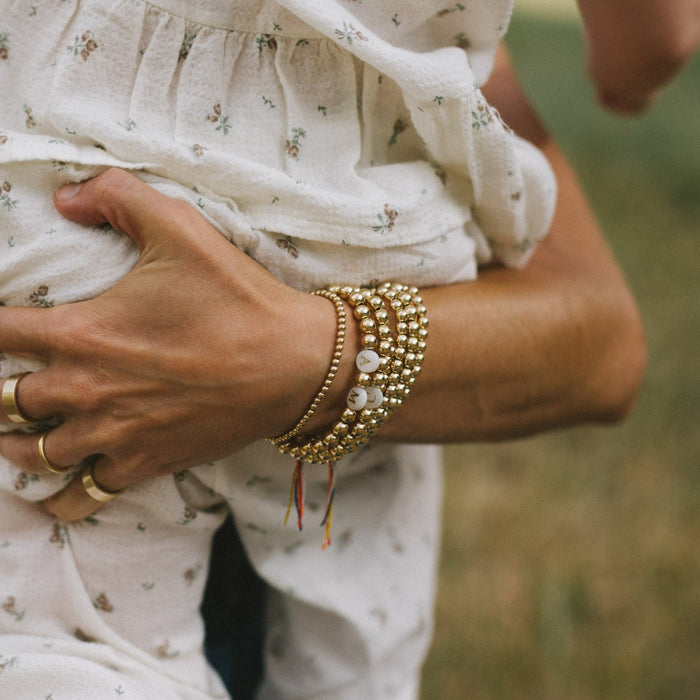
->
xmin=81 ymin=463 xmax=124 ymax=503
xmin=2 ymin=372 xmax=33 ymax=424
xmin=38 ymin=433 xmax=72 ymax=474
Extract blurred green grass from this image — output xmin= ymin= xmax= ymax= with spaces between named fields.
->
xmin=422 ymin=10 xmax=699 ymax=700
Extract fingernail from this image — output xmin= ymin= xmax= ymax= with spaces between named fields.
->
xmin=55 ymin=183 xmax=83 ymax=201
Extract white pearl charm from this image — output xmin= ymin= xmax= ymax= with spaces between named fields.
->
xmin=365 ymin=386 xmax=384 ymax=409
xmin=355 ymin=349 xmax=380 ymax=373
xmin=347 ymin=386 xmax=368 ymax=410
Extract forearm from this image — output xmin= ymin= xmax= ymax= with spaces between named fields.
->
xmin=381 ymin=144 xmax=645 ymax=442
xmin=355 ymin=48 xmax=646 ymax=442
xmin=577 ymin=0 xmax=700 ymax=112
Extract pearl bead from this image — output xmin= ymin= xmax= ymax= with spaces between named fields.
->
xmin=347 ymin=386 xmax=368 ymax=410
xmin=356 ymin=349 xmax=380 ymax=373
xmin=365 ymin=386 xmax=384 ymax=408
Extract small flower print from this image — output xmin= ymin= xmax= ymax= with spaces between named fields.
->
xmin=93 ymin=593 xmax=114 ymax=612
xmin=276 ymin=235 xmax=299 ymax=258
xmin=26 ymin=284 xmax=54 ymax=307
xmin=513 ymin=238 xmax=534 ymax=254
xmin=49 ymin=523 xmax=69 ymax=548
xmin=454 ymin=32 xmax=470 ymax=50
xmin=437 ymin=3 xmax=466 ymax=17
xmin=156 ymin=640 xmax=180 ymax=659
xmin=24 ymin=104 xmax=36 ymax=129
xmin=317 ymin=105 xmax=327 ymax=116
xmin=74 ymin=627 xmax=97 ymax=642
xmin=184 ymin=564 xmax=202 ymax=585
xmin=0 ymin=655 xmax=20 ymax=673
xmin=372 ymin=204 xmax=399 ymax=234
xmin=0 ymin=133 xmax=7 ymax=145
xmin=67 ymin=31 xmax=98 ymax=60
xmin=1 ymin=181 xmax=17 ymax=210
xmin=119 ymin=118 xmax=137 ymax=132
xmin=0 ymin=33 xmax=9 ymax=60
xmin=191 ymin=143 xmax=207 ymax=158
xmin=430 ymin=161 xmax=447 ymax=185
xmin=334 ymin=22 xmax=368 ymax=45
xmin=14 ymin=471 xmax=39 ymax=491
xmin=179 ymin=32 xmax=197 ymax=60
xmin=262 ymin=96 xmax=276 ymax=109
xmin=205 ymin=103 xmax=231 ymax=135
xmin=388 ymin=118 xmax=408 ymax=147
xmin=295 ymin=38 xmax=309 ymax=47
xmin=391 ymin=13 xmax=401 ymax=27
xmin=370 ymin=607 xmax=388 ymax=626
xmin=433 ymin=95 xmax=444 ymax=106
xmin=256 ymin=34 xmax=278 ymax=52
xmin=2 ymin=596 xmax=25 ymax=621
xmin=471 ymin=102 xmax=493 ymax=130
xmin=177 ymin=506 xmax=198 ymax=525
xmin=285 ymin=127 xmax=306 ymax=159
xmin=246 ymin=474 xmax=272 ymax=487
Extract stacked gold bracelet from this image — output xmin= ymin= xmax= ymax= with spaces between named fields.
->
xmin=269 ymin=282 xmax=427 ymax=548
xmin=272 ymin=282 xmax=427 ymax=464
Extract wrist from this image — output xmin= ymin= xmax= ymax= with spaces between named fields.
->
xmin=270 ymin=284 xmax=427 ymax=463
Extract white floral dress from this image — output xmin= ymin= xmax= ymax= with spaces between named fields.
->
xmin=0 ymin=1 xmax=556 ymax=698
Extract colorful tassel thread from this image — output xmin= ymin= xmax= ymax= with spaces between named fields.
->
xmin=284 ymin=460 xmax=336 ymax=549
xmin=284 ymin=459 xmax=304 ymax=530
xmin=321 ymin=461 xmax=336 ymax=550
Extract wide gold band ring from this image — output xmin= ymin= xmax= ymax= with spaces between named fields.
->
xmin=2 ymin=372 xmax=33 ymax=424
xmin=81 ymin=463 xmax=124 ymax=503
xmin=38 ymin=433 xmax=72 ymax=474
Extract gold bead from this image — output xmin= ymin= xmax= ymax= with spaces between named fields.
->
xmin=354 ymin=304 xmax=371 ymax=319
xmin=360 ymin=317 xmax=376 ymax=333
xmin=357 ymin=372 xmax=372 ymax=387
xmin=362 ymin=333 xmax=378 ymax=349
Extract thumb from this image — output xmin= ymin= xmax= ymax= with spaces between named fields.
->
xmin=54 ymin=168 xmax=195 ymax=251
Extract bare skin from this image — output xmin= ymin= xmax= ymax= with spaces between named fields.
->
xmin=0 ymin=48 xmax=646 ymax=519
xmin=577 ymin=0 xmax=700 ymax=113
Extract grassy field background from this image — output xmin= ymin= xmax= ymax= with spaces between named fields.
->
xmin=422 ymin=6 xmax=699 ymax=699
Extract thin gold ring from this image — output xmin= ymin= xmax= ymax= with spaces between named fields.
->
xmin=81 ymin=463 xmax=124 ymax=503
xmin=2 ymin=372 xmax=33 ymax=424
xmin=37 ymin=433 xmax=72 ymax=474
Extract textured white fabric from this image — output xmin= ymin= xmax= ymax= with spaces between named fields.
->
xmin=0 ymin=1 xmax=556 ymax=698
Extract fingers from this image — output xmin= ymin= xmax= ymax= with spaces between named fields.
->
xmin=1 ymin=373 xmax=34 ymax=423
xmin=0 ymin=306 xmax=52 ymax=357
xmin=0 ymin=429 xmax=75 ymax=475
xmin=53 ymin=168 xmax=200 ymax=252
xmin=42 ymin=458 xmax=125 ymax=521
xmin=0 ymin=426 xmax=121 ymax=521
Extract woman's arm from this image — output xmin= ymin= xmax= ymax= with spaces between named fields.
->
xmin=576 ymin=0 xmax=700 ymax=113
xmin=327 ymin=44 xmax=648 ymax=442
xmin=0 ymin=48 xmax=645 ymax=517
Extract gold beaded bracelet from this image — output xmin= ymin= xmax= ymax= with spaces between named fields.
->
xmin=268 ymin=289 xmax=346 ymax=446
xmin=277 ymin=286 xmax=393 ymax=464
xmin=271 ymin=283 xmax=427 ymax=548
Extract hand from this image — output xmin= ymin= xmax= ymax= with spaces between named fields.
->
xmin=0 ymin=169 xmax=339 ymax=519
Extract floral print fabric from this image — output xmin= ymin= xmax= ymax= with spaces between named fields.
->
xmin=0 ymin=1 xmax=554 ymax=698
